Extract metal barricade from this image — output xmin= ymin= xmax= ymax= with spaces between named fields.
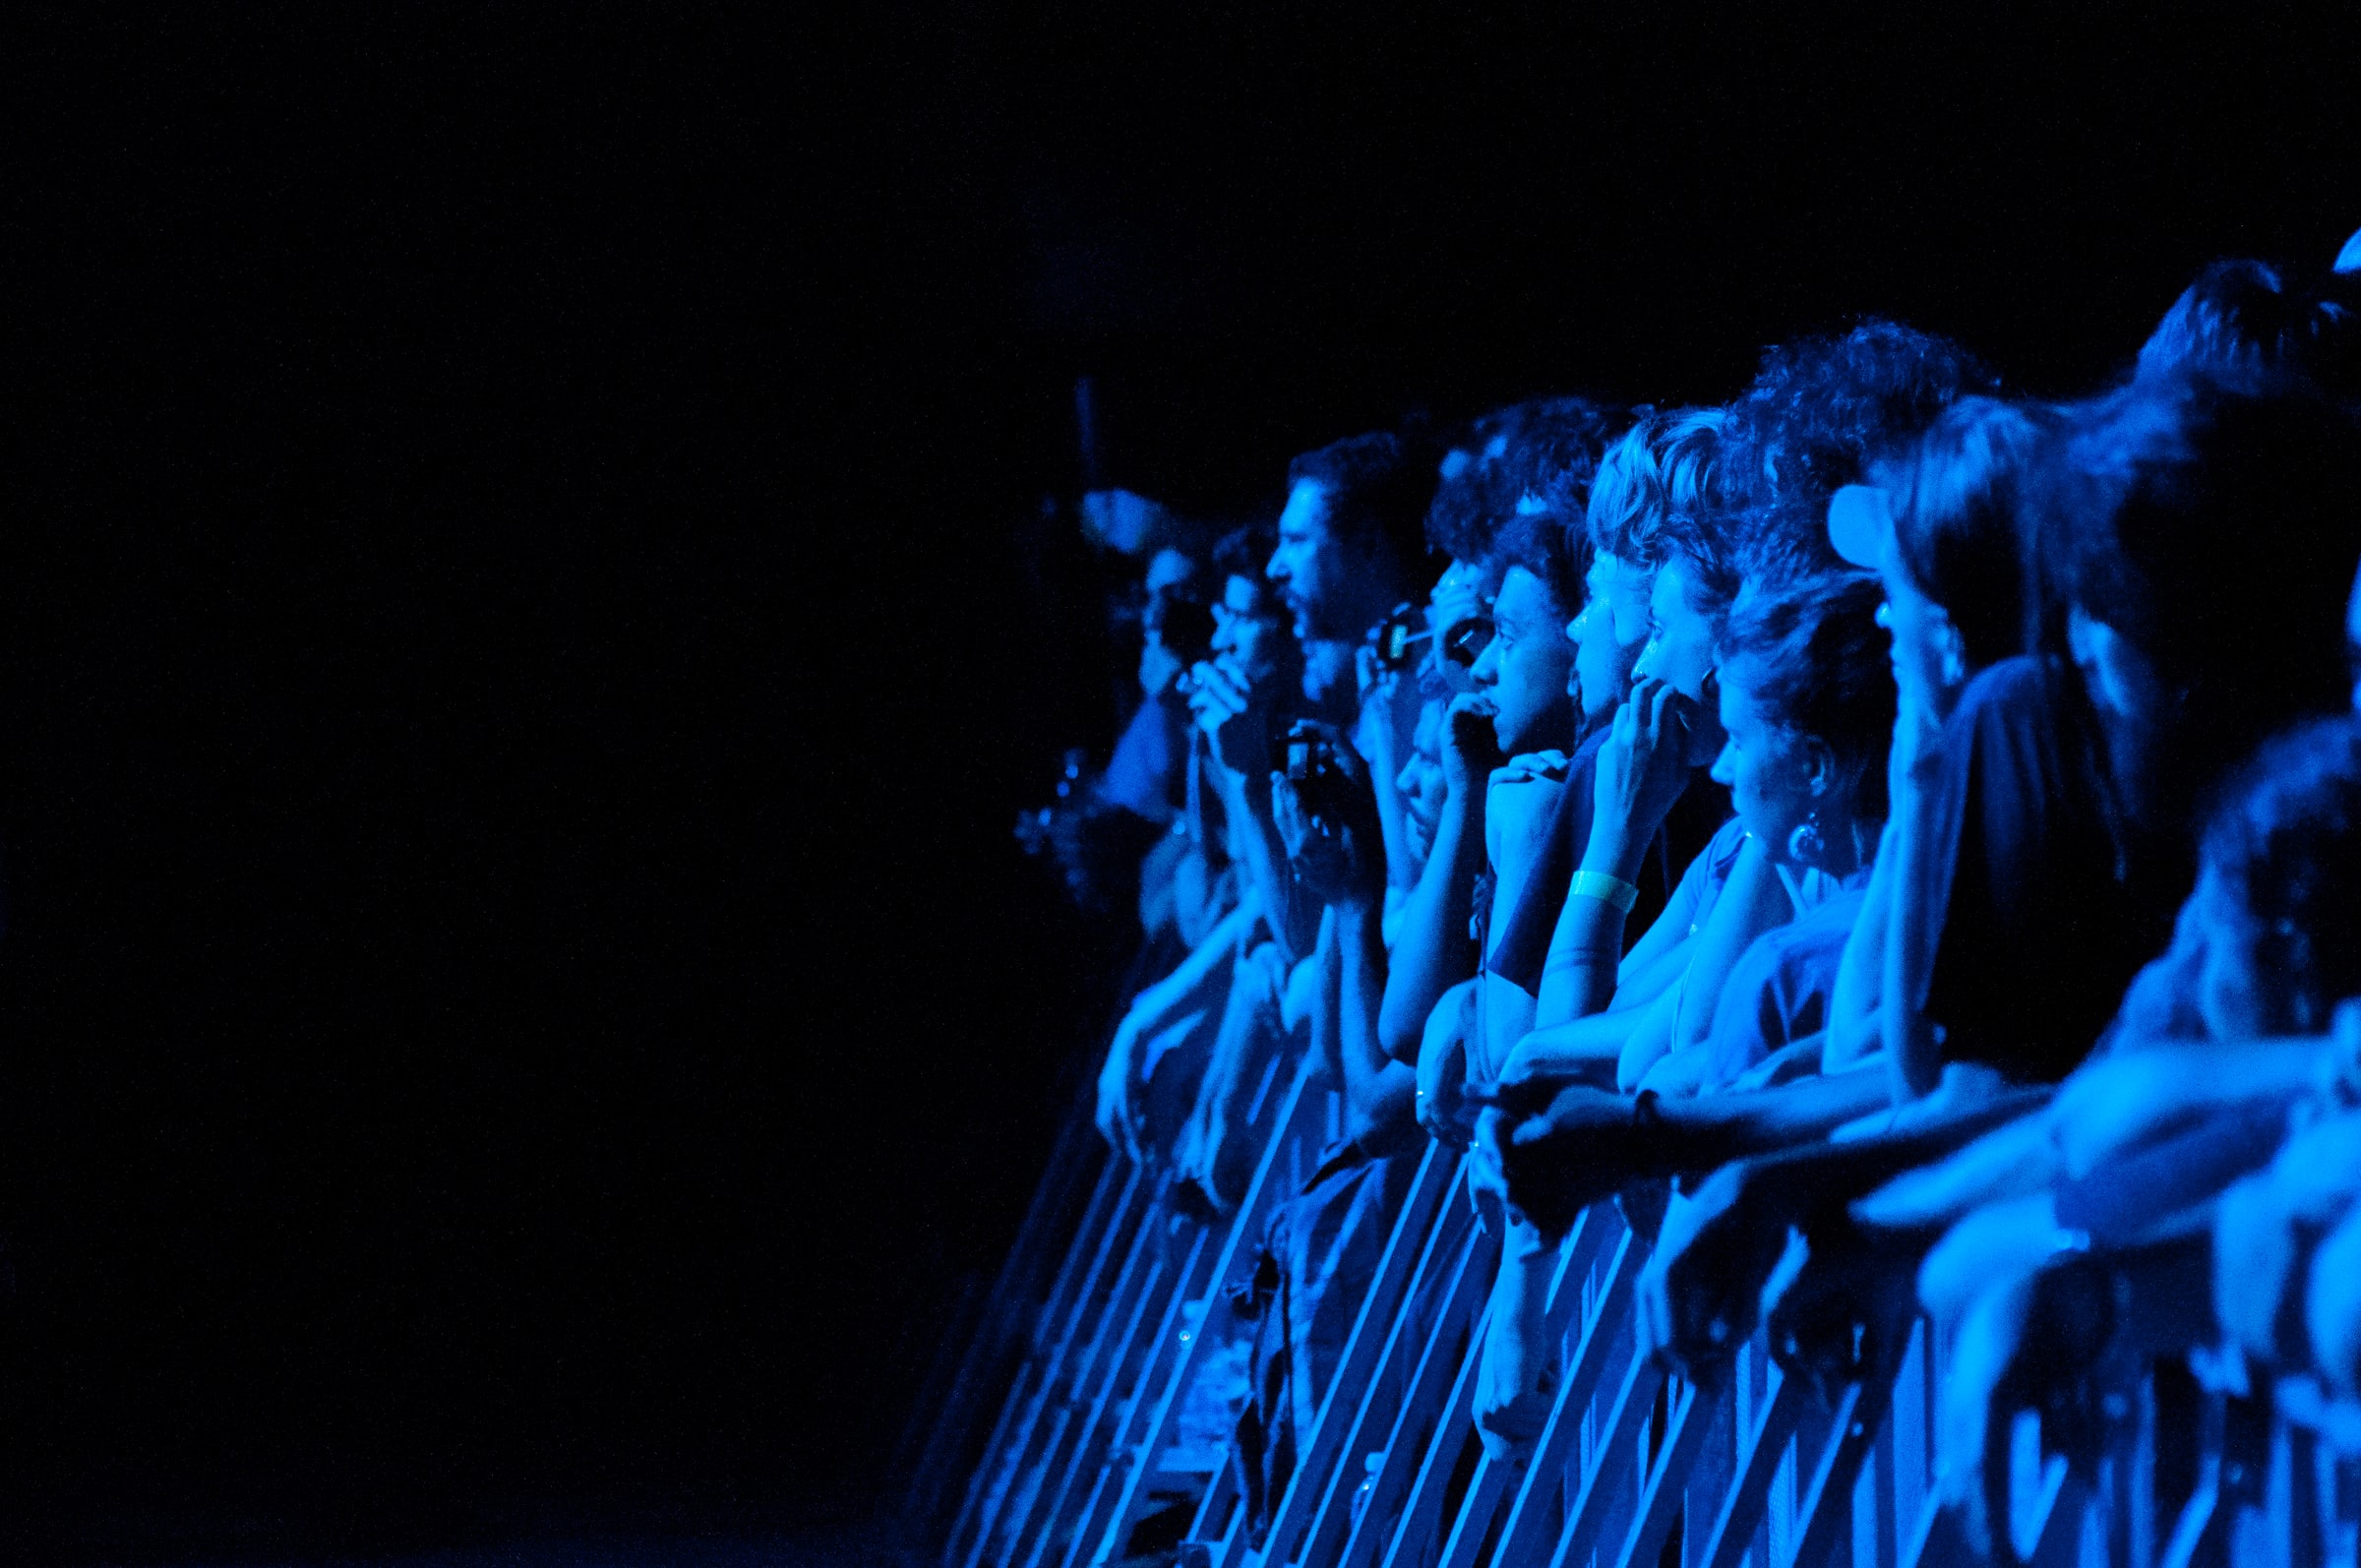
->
xmin=938 ymin=1084 xmax=2354 ymax=1568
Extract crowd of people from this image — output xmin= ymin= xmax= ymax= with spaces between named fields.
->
xmin=1030 ymin=228 xmax=2361 ymax=1553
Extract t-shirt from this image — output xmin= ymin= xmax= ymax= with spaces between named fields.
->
xmin=1913 ymin=656 xmax=2184 ymax=1084
xmin=1703 ymin=885 xmax=1868 ymax=1087
xmin=1488 ymin=741 xmax=1732 ymax=994
xmin=1645 ymin=815 xmax=1754 ymax=962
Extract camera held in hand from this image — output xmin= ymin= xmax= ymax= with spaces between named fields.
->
xmin=1285 ymin=719 xmax=1352 ymax=835
xmin=1368 ymin=601 xmax=1430 ymax=673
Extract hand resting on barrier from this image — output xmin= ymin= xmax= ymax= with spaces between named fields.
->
xmin=1626 ymin=1077 xmax=2049 ymax=1378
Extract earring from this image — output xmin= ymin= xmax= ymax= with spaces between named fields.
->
xmin=1786 ymin=810 xmax=1826 ymax=868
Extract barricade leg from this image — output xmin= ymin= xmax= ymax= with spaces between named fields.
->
xmin=1298 ymin=1160 xmax=1485 ymax=1568
xmin=1469 ymin=1208 xmax=1638 ymax=1568
xmin=1057 ymin=1223 xmax=1225 ymax=1568
xmin=974 ymin=1165 xmax=1160 ymax=1568
xmin=1232 ymin=1141 xmax=1464 ymax=1568
xmin=1342 ymin=1219 xmax=1498 ymax=1568
xmin=947 ymin=1156 xmax=1135 ymax=1568
xmin=1011 ymin=1211 xmax=1191 ymax=1568
xmin=1086 ymin=1060 xmax=1328 ymax=1565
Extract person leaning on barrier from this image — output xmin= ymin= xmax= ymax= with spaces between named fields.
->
xmin=1902 ymin=715 xmax=2361 ymax=1552
xmin=1224 ymin=693 xmax=1443 ymax=1542
xmin=1097 ymin=524 xmax=1288 ymax=1168
xmin=1501 ymin=371 xmax=2361 ymax=1405
xmin=1495 ymin=412 xmax=1736 ymax=1048
xmin=1163 ymin=529 xmax=1315 ymax=1211
xmin=1481 ymin=466 xmax=1761 ymax=1094
xmin=1168 ymin=433 xmax=1439 ymax=1215
xmin=1747 ymin=378 xmax=2361 ymax=1469
xmin=1378 ymin=401 xmax=1622 ymax=1088
xmin=1443 ymin=487 xmax=1622 ymax=1459
xmin=1186 ymin=431 xmax=1431 ymax=977
xmin=1592 ymin=566 xmax=1930 ymax=1354
xmin=1647 ymin=566 xmax=1896 ymax=1098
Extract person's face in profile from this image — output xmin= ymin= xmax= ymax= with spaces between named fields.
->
xmin=1874 ymin=536 xmax=1966 ymax=716
xmin=1630 ymin=556 xmax=1726 ymax=762
xmin=1470 ymin=565 xmax=1574 ymax=755
xmin=1210 ymin=573 xmax=1284 ymax=686
xmin=1631 ymin=559 xmax=1713 ymax=699
xmin=1567 ymin=550 xmax=1649 ymax=726
xmin=1394 ymin=697 xmax=1449 ymax=874
xmin=1267 ymin=478 xmax=1343 ymax=642
xmin=1710 ymin=666 xmax=1823 ymax=869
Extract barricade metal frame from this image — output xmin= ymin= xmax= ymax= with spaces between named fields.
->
xmin=938 ymin=1073 xmax=2361 ymax=1568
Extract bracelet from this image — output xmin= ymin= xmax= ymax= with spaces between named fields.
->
xmin=1570 ymin=871 xmax=1639 ymax=913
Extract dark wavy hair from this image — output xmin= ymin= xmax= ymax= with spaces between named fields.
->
xmin=1717 ymin=569 xmax=1897 ymax=824
xmin=1488 ymin=499 xmax=1588 ymax=624
xmin=2135 ymin=258 xmax=2361 ymax=397
xmin=1722 ymin=321 xmax=1998 ymax=581
xmin=1425 ymin=418 xmax=1509 ymax=563
xmin=1498 ymin=396 xmax=1626 ymax=509
xmin=1425 ymin=396 xmax=1625 ymax=563
xmin=2049 ymin=376 xmax=2361 ymax=833
xmin=1288 ymin=430 xmax=1435 ymax=569
xmin=2201 ymin=715 xmax=2361 ymax=1031
xmin=1878 ymin=396 xmax=2062 ymax=668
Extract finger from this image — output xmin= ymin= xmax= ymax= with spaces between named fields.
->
xmin=1272 ymin=780 xmax=1302 ymax=831
xmin=1647 ymin=678 xmax=1677 ymax=740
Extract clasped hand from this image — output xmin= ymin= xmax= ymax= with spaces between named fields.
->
xmin=1636 ymin=1161 xmax=1802 ymax=1381
xmin=1440 ymin=693 xmax=1507 ymax=802
xmin=1185 ymin=657 xmax=1270 ymax=777
xmin=1470 ymin=1078 xmax=1661 ymax=1240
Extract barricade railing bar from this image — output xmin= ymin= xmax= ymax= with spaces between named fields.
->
xmin=936 ymin=1073 xmax=2361 ymax=1568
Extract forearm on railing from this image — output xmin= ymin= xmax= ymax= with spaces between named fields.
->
xmin=1378 ymin=788 xmax=1485 ymax=1063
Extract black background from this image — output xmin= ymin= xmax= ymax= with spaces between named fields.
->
xmin=0 ymin=4 xmax=2354 ymax=1562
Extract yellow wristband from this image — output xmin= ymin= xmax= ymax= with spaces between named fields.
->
xmin=1571 ymin=871 xmax=1639 ymax=913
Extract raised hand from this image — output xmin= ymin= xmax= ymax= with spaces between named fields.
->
xmin=1273 ymin=720 xmax=1385 ymax=908
xmin=1429 ymin=568 xmax=1491 ymax=676
xmin=1185 ymin=658 xmax=1272 ymax=778
xmin=1589 ymin=675 xmax=1699 ymax=865
xmin=1441 ymin=693 xmax=1507 ymax=803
